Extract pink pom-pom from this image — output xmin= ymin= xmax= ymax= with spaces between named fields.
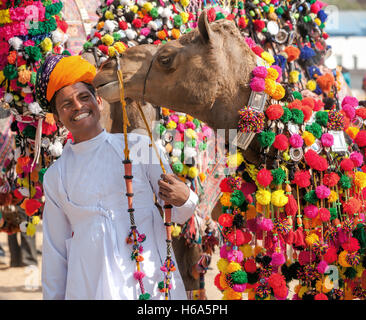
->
xmin=201 ymin=126 xmax=213 ymax=138
xmin=321 ymin=133 xmax=334 ymax=147
xmin=304 ymin=204 xmax=318 ymax=219
xmin=227 ymin=249 xmax=244 ymax=263
xmin=133 ymin=271 xmax=145 ymax=280
xmin=319 ymin=208 xmax=330 ymax=222
xmin=271 ymin=252 xmax=286 ymax=266
xmin=342 ymin=104 xmax=356 ymax=120
xmin=169 ymin=114 xmax=179 ymax=123
xmin=258 ymin=218 xmax=273 ymax=231
xmin=271 ymin=65 xmax=282 ymax=82
xmin=232 ymin=283 xmax=247 ymax=292
xmin=315 ymin=185 xmax=331 ymax=199
xmin=250 ymin=77 xmax=265 ymax=92
xmin=252 ymin=66 xmax=267 ymax=78
xmin=289 ymin=134 xmax=304 ymax=148
xmin=176 ymin=123 xmax=185 ymax=133
xmin=350 ymin=151 xmax=364 ymax=167
xmin=185 ymin=121 xmax=196 ymax=129
xmin=220 ymin=245 xmax=229 ymax=259
xmin=160 ymin=266 xmax=168 ymax=272
xmin=317 ymin=260 xmax=329 ymax=274
xmin=140 ymin=27 xmax=151 ymax=36
xmin=342 ymin=96 xmax=358 ymax=108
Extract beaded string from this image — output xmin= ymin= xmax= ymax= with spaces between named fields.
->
xmin=117 ymin=57 xmax=149 ymax=300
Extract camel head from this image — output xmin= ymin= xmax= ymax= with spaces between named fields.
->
xmin=93 ymin=10 xmax=257 ymax=127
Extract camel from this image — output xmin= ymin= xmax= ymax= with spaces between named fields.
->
xmin=92 ymin=10 xmax=262 ymax=165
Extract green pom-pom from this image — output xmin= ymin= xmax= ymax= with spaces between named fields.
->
xmin=291 ymin=108 xmax=304 ymax=124
xmin=83 ymin=41 xmax=93 ymax=51
xmin=22 ymin=125 xmax=36 ymax=139
xmin=280 ymin=107 xmax=292 ymax=123
xmin=155 ymin=124 xmax=166 ymax=136
xmin=262 ymin=5 xmax=269 ymax=13
xmin=150 ymin=7 xmax=158 ymax=18
xmin=193 ymin=118 xmax=200 ymax=128
xmin=271 ymin=168 xmax=286 ymax=185
xmin=258 ymin=131 xmax=275 ymax=148
xmin=174 ymin=15 xmax=183 ymax=27
xmin=275 ymin=6 xmax=284 ymax=15
xmin=215 ymin=12 xmax=225 ymax=20
xmin=329 ymin=208 xmax=337 ymax=221
xmin=38 ymin=168 xmax=47 ymax=184
xmin=158 ymin=281 xmax=165 ymax=290
xmin=45 ymin=1 xmax=63 ymax=19
xmin=3 ymin=64 xmax=18 ymax=80
xmin=230 ymin=190 xmax=245 ymax=207
xmin=344 ymin=267 xmax=357 ymax=280
xmin=304 ymin=190 xmax=319 ymax=205
xmin=198 ymin=142 xmax=207 ymax=151
xmin=186 ymin=139 xmax=196 ymax=148
xmin=353 ymin=223 xmax=366 ymax=251
xmin=292 ymin=91 xmax=303 ymax=100
xmin=172 ymin=161 xmax=183 ymax=174
xmin=139 ymin=293 xmax=151 ymax=300
xmin=340 ymin=174 xmax=352 ymax=189
xmin=315 ymin=111 xmax=328 ymax=127
xmin=174 ymin=141 xmax=184 ymax=150
xmin=25 ymin=46 xmax=42 ymax=62
xmin=62 ymin=50 xmax=71 ymax=56
xmin=113 ymin=32 xmax=121 ymax=41
xmin=231 ymin=270 xmax=248 ymax=284
xmin=305 ymin=122 xmax=322 ymax=139
xmin=30 ymin=72 xmax=37 ymax=85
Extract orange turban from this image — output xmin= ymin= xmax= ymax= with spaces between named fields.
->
xmin=46 ymin=55 xmax=96 ymax=102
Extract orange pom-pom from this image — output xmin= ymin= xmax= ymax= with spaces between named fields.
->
xmin=284 ymin=46 xmax=300 ymax=62
xmin=316 ymin=73 xmax=335 ymax=93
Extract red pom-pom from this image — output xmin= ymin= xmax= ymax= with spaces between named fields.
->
xmin=292 ymin=170 xmax=311 ymax=188
xmin=94 ymin=32 xmax=102 ymax=39
xmin=340 ymin=158 xmax=355 ymax=171
xmin=304 ymin=149 xmax=328 ymax=171
xmin=313 ymin=99 xmax=325 ymax=111
xmin=288 ymin=99 xmax=302 ymax=110
xmin=226 ymin=13 xmax=235 ymax=20
xmin=273 ymin=134 xmax=289 ymax=151
xmin=342 ymin=237 xmax=360 ymax=252
xmin=253 ymin=19 xmax=265 ymax=32
xmin=356 ymin=108 xmax=366 ymax=119
xmin=227 ymin=229 xmax=245 ymax=245
xmin=343 ymin=197 xmax=361 ymax=216
xmin=301 ymin=105 xmax=313 ymax=122
xmin=98 ymin=45 xmax=109 ymax=55
xmin=119 ymin=21 xmax=128 ymax=30
xmin=256 ymin=168 xmax=273 ymax=187
xmin=265 ymin=104 xmax=284 ymax=120
xmin=314 ymin=293 xmax=328 ymax=300
xmin=132 ymin=19 xmax=142 ymax=29
xmin=273 ymin=285 xmax=288 ymax=299
xmin=252 ymin=46 xmax=264 ymax=56
xmin=302 ymin=97 xmax=315 ymax=110
xmin=243 ymin=231 xmax=252 ymax=244
xmin=219 ymin=178 xmax=232 ymax=193
xmin=323 ymin=172 xmax=340 ymax=187
xmin=267 ymin=273 xmax=286 ymax=289
xmin=207 ymin=8 xmax=216 ymax=22
xmin=218 ymin=214 xmax=234 ymax=228
xmin=355 ymin=130 xmax=366 ymax=147
xmin=238 ymin=17 xmax=247 ymax=29
xmin=214 ymin=273 xmax=224 ymax=291
xmin=319 ymin=208 xmax=330 ymax=222
xmin=323 ymin=246 xmax=338 ymax=264
xmin=244 ymin=259 xmax=257 ymax=273
xmin=285 ymin=194 xmax=298 ymax=217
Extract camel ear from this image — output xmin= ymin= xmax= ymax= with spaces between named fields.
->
xmin=198 ymin=10 xmax=212 ymax=43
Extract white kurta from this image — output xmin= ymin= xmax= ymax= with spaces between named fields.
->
xmin=41 ymin=130 xmax=198 ymax=300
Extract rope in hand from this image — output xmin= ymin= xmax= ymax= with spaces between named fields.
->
xmin=116 ymin=54 xmax=174 ymax=300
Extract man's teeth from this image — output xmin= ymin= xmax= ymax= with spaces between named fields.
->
xmin=74 ymin=112 xmax=90 ymax=121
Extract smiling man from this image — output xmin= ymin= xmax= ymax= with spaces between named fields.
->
xmin=36 ymin=55 xmax=198 ymax=300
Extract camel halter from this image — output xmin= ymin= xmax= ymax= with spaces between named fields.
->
xmin=115 ymin=54 xmax=175 ymax=300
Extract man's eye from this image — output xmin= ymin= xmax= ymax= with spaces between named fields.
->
xmin=81 ymin=95 xmax=89 ymax=101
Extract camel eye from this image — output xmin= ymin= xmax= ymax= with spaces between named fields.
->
xmin=158 ymin=55 xmax=172 ymax=67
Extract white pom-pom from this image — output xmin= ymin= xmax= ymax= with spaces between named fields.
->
xmin=49 ymin=140 xmax=63 ymax=157
xmin=28 ymin=102 xmax=42 ymax=115
xmin=8 ymin=37 xmax=23 ymax=50
xmin=51 ymin=30 xmax=63 ymax=44
xmin=137 ymin=0 xmax=146 ymax=6
xmin=125 ymin=29 xmax=137 ymax=40
xmin=4 ymin=93 xmax=13 ymax=103
xmin=120 ymin=0 xmax=130 ymax=5
xmin=104 ymin=20 xmax=117 ymax=33
xmin=172 ymin=148 xmax=182 ymax=158
xmin=99 ymin=56 xmax=108 ymax=64
xmin=19 ymin=221 xmax=28 ymax=233
xmin=117 ymin=30 xmax=126 ymax=38
xmin=161 ymin=8 xmax=172 ymax=18
xmin=184 ymin=147 xmax=197 ymax=159
xmin=41 ymin=137 xmax=51 ymax=149
xmin=148 ymin=21 xmax=158 ymax=31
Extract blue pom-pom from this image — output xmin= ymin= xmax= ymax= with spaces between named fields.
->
xmin=317 ymin=10 xmax=328 ymax=23
xmin=274 ymin=54 xmax=286 ymax=70
xmin=314 ymin=85 xmax=322 ymax=95
xmin=300 ymin=46 xmax=315 ymax=60
xmin=308 ymin=65 xmax=322 ymax=79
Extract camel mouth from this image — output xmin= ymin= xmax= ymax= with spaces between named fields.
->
xmin=94 ymin=80 xmax=119 ymax=91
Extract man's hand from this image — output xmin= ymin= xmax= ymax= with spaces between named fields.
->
xmin=157 ymin=174 xmax=190 ymax=207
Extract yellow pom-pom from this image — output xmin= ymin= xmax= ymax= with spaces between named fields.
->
xmin=180 ymin=11 xmax=189 ymax=23
xmin=172 ymin=224 xmax=182 ymax=237
xmin=240 ymin=244 xmax=253 ymax=258
xmin=26 ymin=223 xmax=36 ymax=237
xmin=256 ymin=189 xmax=271 ymax=205
xmin=180 ymin=0 xmax=190 ymax=7
xmin=289 ymin=70 xmax=300 ymax=83
xmin=186 ymin=128 xmax=197 ymax=139
xmin=223 ymin=288 xmax=242 ymax=300
xmin=181 ymin=165 xmax=189 ymax=176
xmin=225 ymin=262 xmax=242 ymax=274
xmin=178 ymin=115 xmax=186 ymax=123
xmin=217 ymin=258 xmax=229 ymax=272
xmin=188 ymin=167 xmax=198 ymax=179
xmin=302 ymin=131 xmax=316 ymax=146
xmin=101 ymin=34 xmax=114 ymax=46
xmin=272 ymin=83 xmax=285 ymax=100
xmin=143 ymin=2 xmax=153 ymax=12
xmin=166 ymin=120 xmax=177 ymax=130
xmin=171 ymin=28 xmax=181 ymax=39
xmin=114 ymin=42 xmax=126 ymax=53
xmin=338 ymin=251 xmax=352 ymax=267
xmin=227 ymin=152 xmax=244 ymax=168
xmin=306 ymin=79 xmax=317 ymax=91
xmin=220 ymin=192 xmax=232 ymax=207
xmin=0 ymin=71 xmax=5 ymax=85
xmin=219 ymin=273 xmax=229 ymax=290
xmin=40 ymin=37 xmax=53 ymax=52
xmin=266 ymin=67 xmax=279 ymax=81
xmin=271 ymin=190 xmax=288 ymax=207
xmin=32 ymin=216 xmax=40 ymax=225
xmin=346 ymin=126 xmax=359 ymax=140
xmin=105 ymin=10 xmax=114 ymax=20
xmin=305 ymin=233 xmax=319 ymax=246
xmin=328 ymin=190 xmax=338 ymax=202
xmin=264 ymin=78 xmax=276 ymax=96
xmin=355 ymin=171 xmax=366 ymax=189
xmin=298 ymin=286 xmax=308 ymax=299
xmin=108 ymin=46 xmax=116 ymax=57
xmin=261 ymin=51 xmax=275 ymax=65
xmin=157 ymin=30 xmax=167 ymax=40
xmin=130 ymin=5 xmax=138 ymax=13
xmin=314 ymin=18 xmax=321 ymax=26
xmin=282 ymin=151 xmax=290 ymax=161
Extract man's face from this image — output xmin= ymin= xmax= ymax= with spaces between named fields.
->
xmin=54 ymin=82 xmax=103 ymax=142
